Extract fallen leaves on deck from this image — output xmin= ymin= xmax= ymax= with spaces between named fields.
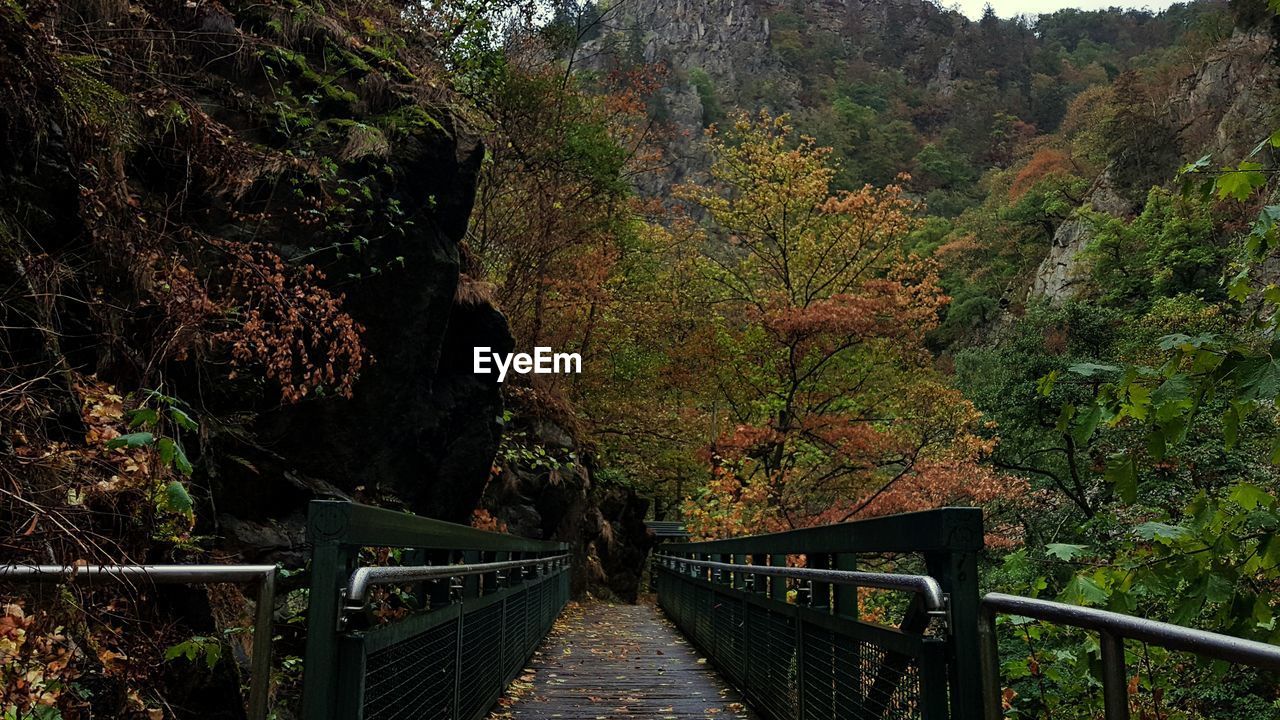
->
xmin=489 ymin=600 xmax=756 ymax=719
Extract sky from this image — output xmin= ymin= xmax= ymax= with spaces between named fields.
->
xmin=948 ymin=0 xmax=1177 ymax=20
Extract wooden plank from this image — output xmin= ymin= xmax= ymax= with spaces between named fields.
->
xmin=491 ymin=602 xmax=757 ymax=719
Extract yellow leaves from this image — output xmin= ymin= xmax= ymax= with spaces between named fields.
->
xmin=2 ymin=603 xmax=81 ymax=715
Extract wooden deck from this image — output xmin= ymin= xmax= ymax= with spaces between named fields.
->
xmin=491 ymin=600 xmax=758 ymax=719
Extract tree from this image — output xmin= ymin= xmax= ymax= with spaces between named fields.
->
xmin=675 ymin=112 xmax=1023 ymax=538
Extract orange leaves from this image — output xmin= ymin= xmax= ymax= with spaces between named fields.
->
xmin=471 ymin=508 xmax=508 ymax=533
xmin=1009 ymin=148 xmax=1075 ymax=199
xmin=1 ymin=603 xmax=82 ymax=716
xmin=670 ymin=109 xmax=1025 ymax=541
xmin=761 ymin=272 xmax=945 ymax=350
xmin=213 ymin=240 xmax=368 ymax=404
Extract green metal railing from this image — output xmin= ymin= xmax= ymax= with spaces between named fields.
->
xmin=653 ymin=508 xmax=984 ymax=719
xmin=302 ymin=500 xmax=570 ymax=720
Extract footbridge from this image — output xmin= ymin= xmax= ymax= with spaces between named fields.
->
xmin=6 ymin=501 xmax=1280 ymax=720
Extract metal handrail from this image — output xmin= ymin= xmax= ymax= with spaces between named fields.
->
xmin=980 ymin=592 xmax=1280 ymax=720
xmin=0 ymin=563 xmax=277 ymax=720
xmin=654 ymin=553 xmax=947 ymax=612
xmin=343 ymin=553 xmax=571 ymax=608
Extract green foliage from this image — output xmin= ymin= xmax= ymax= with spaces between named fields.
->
xmin=912 ymin=136 xmax=978 ymax=191
xmin=55 ymin=53 xmax=135 ymax=145
xmin=1082 ymin=187 xmax=1224 ymax=308
xmin=687 ymin=68 xmax=723 ymax=127
xmin=163 ymin=635 xmax=223 ymax=670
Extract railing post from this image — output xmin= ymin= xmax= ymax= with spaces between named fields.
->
xmin=769 ymin=553 xmax=786 ymax=601
xmin=1100 ymin=631 xmax=1130 ymax=720
xmin=302 ymin=501 xmax=354 ymax=720
xmin=979 ymin=607 xmax=1003 ymax=720
xmin=833 ymin=553 xmax=857 ymax=617
xmin=249 ymin=570 xmax=276 ymax=720
xmin=924 ymin=509 xmax=984 ymax=719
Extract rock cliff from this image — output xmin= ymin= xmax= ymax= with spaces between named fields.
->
xmin=1029 ymin=31 xmax=1280 ymax=304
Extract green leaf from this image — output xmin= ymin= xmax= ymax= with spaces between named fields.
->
xmin=163 ymin=643 xmax=186 ymax=662
xmin=1135 ymin=522 xmax=1189 ymax=544
xmin=163 ymin=480 xmax=194 ymax=518
xmin=169 ymin=407 xmax=198 ymax=431
xmin=1126 ymin=383 xmax=1152 ymax=421
xmin=172 ymin=442 xmax=193 ymax=476
xmin=1233 ymin=356 xmax=1280 ymax=401
xmin=127 ymin=408 xmax=159 ymax=429
xmin=1054 ymin=403 xmax=1076 ymax=433
xmin=1071 ymin=404 xmax=1102 ymax=445
xmin=157 ymin=437 xmax=176 ymax=467
xmin=1105 ymin=452 xmax=1137 ymax=503
xmin=1157 ymin=333 xmax=1214 ymax=351
xmin=1036 ymin=370 xmax=1059 ymax=397
xmin=203 ymin=642 xmax=222 ymax=670
xmin=1205 ymin=572 xmax=1234 ymax=604
xmin=1045 ymin=543 xmax=1089 ymax=561
xmin=1067 ymin=362 xmax=1120 ymax=378
xmin=1216 ymin=162 xmax=1267 ymax=201
xmin=1178 ymin=154 xmax=1211 ymax=176
xmin=1147 ymin=429 xmax=1167 ymax=461
xmin=1228 ymin=483 xmax=1274 ymax=511
xmin=106 ymin=432 xmax=155 ymax=449
xmin=1059 ymin=575 xmax=1107 ymax=606
xmin=1223 ymin=404 xmax=1241 ymax=451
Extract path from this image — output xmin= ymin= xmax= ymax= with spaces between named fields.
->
xmin=492 ymin=600 xmax=758 ymax=719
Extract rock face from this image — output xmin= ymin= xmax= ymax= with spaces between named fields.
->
xmin=0 ymin=2 xmax=510 ymax=556
xmin=1030 ymin=171 xmax=1133 ymax=303
xmin=580 ymin=0 xmax=1002 ymax=200
xmin=1029 ymin=31 xmax=1280 ymax=304
xmin=482 ymin=419 xmax=654 ymax=602
xmin=1167 ymin=32 xmax=1280 ymax=160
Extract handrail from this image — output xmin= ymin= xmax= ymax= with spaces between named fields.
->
xmin=303 ymin=500 xmax=572 ymax=720
xmin=980 ymin=592 xmax=1280 ymax=720
xmin=0 ymin=563 xmax=277 ymax=720
xmin=654 ymin=553 xmax=947 ymax=613
xmin=652 ymin=509 xmax=985 ymax=719
xmin=343 ymin=553 xmax=571 ymax=607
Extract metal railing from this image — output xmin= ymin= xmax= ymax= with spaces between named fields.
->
xmin=302 ymin=500 xmax=570 ymax=720
xmin=653 ymin=508 xmax=985 ymax=719
xmin=343 ymin=553 xmax=570 ymax=612
xmin=979 ymin=592 xmax=1280 ymax=720
xmin=0 ymin=563 xmax=277 ymax=720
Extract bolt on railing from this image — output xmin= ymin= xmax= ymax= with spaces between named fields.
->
xmin=979 ymin=592 xmax=1280 ymax=720
xmin=0 ymin=563 xmax=277 ymax=720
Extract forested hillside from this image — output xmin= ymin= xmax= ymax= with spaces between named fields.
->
xmin=5 ymin=0 xmax=1280 ymax=717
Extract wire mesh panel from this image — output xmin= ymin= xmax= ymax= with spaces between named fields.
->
xmin=652 ymin=508 xmax=985 ymax=720
xmin=713 ymin=594 xmax=748 ymax=686
xmin=459 ymin=602 xmax=504 ymax=717
xmin=802 ymin=623 xmax=927 ymax=720
xmin=362 ymin=618 xmax=458 ymax=720
xmin=303 ymin=500 xmax=571 ymax=720
xmin=503 ymin=592 xmax=527 ymax=678
xmin=745 ymin=602 xmax=798 ymax=719
xmin=346 ymin=573 xmax=568 ymax=720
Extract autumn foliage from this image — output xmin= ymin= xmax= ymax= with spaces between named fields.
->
xmin=1009 ymin=148 xmax=1075 ymax=199
xmin=673 ymin=112 xmax=1023 ymax=539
